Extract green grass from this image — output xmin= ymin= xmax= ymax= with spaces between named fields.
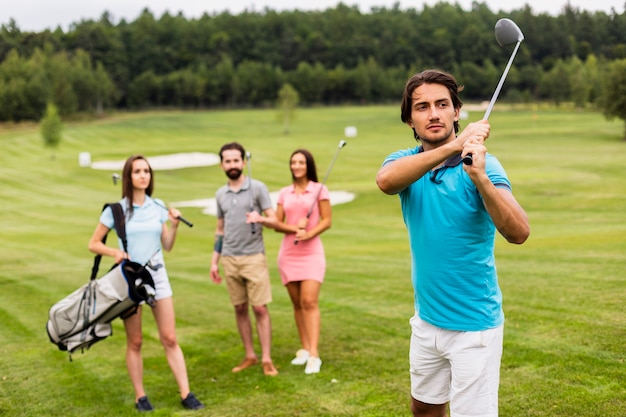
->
xmin=0 ymin=106 xmax=625 ymax=416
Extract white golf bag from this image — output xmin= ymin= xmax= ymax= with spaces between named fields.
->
xmin=46 ymin=203 xmax=156 ymax=359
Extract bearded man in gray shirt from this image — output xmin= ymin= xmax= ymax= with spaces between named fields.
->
xmin=210 ymin=142 xmax=279 ymax=377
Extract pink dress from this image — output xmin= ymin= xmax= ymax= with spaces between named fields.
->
xmin=277 ymin=181 xmax=329 ymax=285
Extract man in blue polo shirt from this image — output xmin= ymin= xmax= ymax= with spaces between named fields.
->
xmin=376 ymin=69 xmax=530 ymax=417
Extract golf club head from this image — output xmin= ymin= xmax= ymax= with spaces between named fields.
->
xmin=338 ymin=140 xmax=347 ymax=148
xmin=245 ymin=151 xmax=251 ymax=161
xmin=112 ymin=173 xmax=120 ymax=185
xmin=495 ymin=18 xmax=524 ymax=46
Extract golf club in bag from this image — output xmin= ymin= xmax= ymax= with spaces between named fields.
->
xmin=295 ymin=140 xmax=347 ymax=245
xmin=112 ymin=173 xmax=193 ymax=227
xmin=462 ymin=18 xmax=524 ymax=165
xmin=245 ymin=152 xmax=256 ymax=234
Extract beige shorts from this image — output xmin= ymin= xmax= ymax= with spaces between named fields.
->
xmin=221 ymin=253 xmax=272 ymax=307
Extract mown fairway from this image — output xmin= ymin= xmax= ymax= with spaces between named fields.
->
xmin=0 ymin=106 xmax=624 ymax=416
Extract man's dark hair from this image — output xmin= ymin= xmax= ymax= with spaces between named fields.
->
xmin=219 ymin=142 xmax=246 ymax=161
xmin=400 ymin=69 xmax=464 ymax=139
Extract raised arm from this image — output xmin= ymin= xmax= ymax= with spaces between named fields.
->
xmin=376 ymin=143 xmax=455 ymax=195
xmin=475 ymin=176 xmax=529 ymax=244
xmin=160 ymin=207 xmax=181 ymax=252
xmin=464 ymin=141 xmax=529 ymax=244
xmin=377 ymin=121 xmax=490 ymax=195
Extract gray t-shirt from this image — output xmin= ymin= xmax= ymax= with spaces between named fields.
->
xmin=215 ymin=177 xmax=273 ymax=256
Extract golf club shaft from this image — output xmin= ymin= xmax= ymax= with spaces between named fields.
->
xmin=246 ymin=152 xmax=256 ymax=234
xmin=295 ymin=141 xmax=346 ymax=245
xmin=462 ymin=40 xmax=521 ymax=166
xmin=483 ymin=40 xmax=521 ymax=120
xmin=153 ymin=200 xmax=193 ymax=227
xmin=306 ymin=147 xmax=341 ymax=218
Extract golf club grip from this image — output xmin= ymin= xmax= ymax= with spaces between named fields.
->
xmin=294 ymin=216 xmax=308 ymax=245
xmin=177 ymin=215 xmax=193 ymax=228
xmin=462 ymin=154 xmax=473 ymax=165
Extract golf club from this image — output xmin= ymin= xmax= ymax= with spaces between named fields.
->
xmin=111 ymin=173 xmax=193 ymax=227
xmin=295 ymin=139 xmax=347 ymax=245
xmin=462 ymin=18 xmax=524 ymax=165
xmin=245 ymin=151 xmax=256 ymax=234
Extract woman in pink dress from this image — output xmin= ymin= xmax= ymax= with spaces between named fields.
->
xmin=271 ymin=149 xmax=332 ymax=374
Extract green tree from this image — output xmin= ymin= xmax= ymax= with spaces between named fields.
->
xmin=598 ymin=58 xmax=626 ymax=139
xmin=583 ymin=54 xmax=603 ymax=105
xmin=276 ymin=83 xmax=299 ymax=134
xmin=233 ymin=60 xmax=283 ymax=106
xmin=70 ymin=49 xmax=97 ymax=112
xmin=209 ymin=55 xmax=236 ymax=106
xmin=0 ymin=48 xmax=48 ymax=121
xmin=538 ymin=59 xmax=571 ymax=106
xmin=127 ymin=70 xmax=161 ymax=108
xmin=40 ymin=102 xmax=62 ymax=159
xmin=162 ymin=68 xmax=205 ymax=107
xmin=94 ymin=61 xmax=117 ymax=115
xmin=287 ymin=61 xmax=327 ymax=104
xmin=45 ymin=49 xmax=78 ymax=116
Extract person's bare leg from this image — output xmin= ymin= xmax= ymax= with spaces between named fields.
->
xmin=152 ymin=297 xmax=190 ymax=399
xmin=252 ymin=304 xmax=278 ymax=375
xmin=410 ymin=398 xmax=448 ymax=417
xmin=123 ymin=306 xmax=145 ymax=402
xmin=234 ymin=302 xmax=256 ymax=358
xmin=286 ymin=282 xmax=309 ymax=351
xmin=231 ymin=302 xmax=258 ymax=372
xmin=300 ymin=280 xmax=321 ymax=358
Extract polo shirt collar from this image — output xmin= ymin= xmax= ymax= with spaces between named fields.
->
xmin=131 ymin=195 xmax=155 ymax=208
xmin=418 ymin=145 xmax=463 ymax=167
xmin=226 ymin=176 xmax=251 ymax=193
xmin=287 ymin=181 xmax=315 ymax=194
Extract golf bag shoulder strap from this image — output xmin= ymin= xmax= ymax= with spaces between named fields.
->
xmin=89 ymin=203 xmax=127 ymax=281
xmin=108 ymin=202 xmax=128 ymax=253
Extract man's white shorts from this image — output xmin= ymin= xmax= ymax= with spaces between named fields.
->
xmin=409 ymin=313 xmax=503 ymax=417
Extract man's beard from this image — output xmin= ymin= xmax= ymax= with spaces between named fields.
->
xmin=226 ymin=168 xmax=242 ymax=180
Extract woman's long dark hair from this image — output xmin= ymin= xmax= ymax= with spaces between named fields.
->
xmin=121 ymin=155 xmax=154 ymax=218
xmin=290 ymin=149 xmax=318 ymax=182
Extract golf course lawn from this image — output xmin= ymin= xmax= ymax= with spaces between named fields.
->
xmin=0 ymin=105 xmax=624 ymax=416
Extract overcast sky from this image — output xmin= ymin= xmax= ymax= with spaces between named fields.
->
xmin=2 ymin=0 xmax=624 ymax=32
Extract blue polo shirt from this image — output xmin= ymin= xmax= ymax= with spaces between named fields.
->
xmin=100 ymin=196 xmax=167 ymax=265
xmin=383 ymin=146 xmax=512 ymax=331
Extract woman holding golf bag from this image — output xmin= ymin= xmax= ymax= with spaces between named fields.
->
xmin=249 ymin=149 xmax=332 ymax=374
xmin=88 ymin=155 xmax=204 ymax=412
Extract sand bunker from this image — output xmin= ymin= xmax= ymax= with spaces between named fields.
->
xmin=90 ymin=152 xmax=220 ymax=170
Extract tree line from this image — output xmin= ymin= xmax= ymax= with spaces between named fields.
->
xmin=0 ymin=2 xmax=625 ymax=122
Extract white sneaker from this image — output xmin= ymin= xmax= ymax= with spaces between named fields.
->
xmin=290 ymin=349 xmax=310 ymax=365
xmin=304 ymin=357 xmax=322 ymax=374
